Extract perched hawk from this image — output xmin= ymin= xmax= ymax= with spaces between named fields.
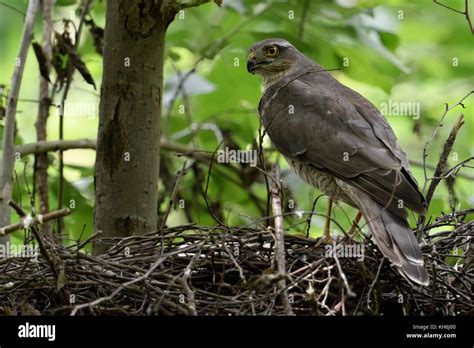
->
xmin=248 ymin=38 xmax=428 ymax=286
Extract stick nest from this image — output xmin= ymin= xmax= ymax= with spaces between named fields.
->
xmin=0 ymin=211 xmax=472 ymax=316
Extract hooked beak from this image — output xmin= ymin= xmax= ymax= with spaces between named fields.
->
xmin=247 ymin=51 xmax=269 ymax=74
xmin=247 ymin=51 xmax=257 ymax=74
xmin=247 ymin=60 xmax=269 ymax=74
xmin=247 ymin=60 xmax=257 ymax=74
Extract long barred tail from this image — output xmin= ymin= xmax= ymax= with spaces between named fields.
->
xmin=341 ymin=183 xmax=429 ymax=286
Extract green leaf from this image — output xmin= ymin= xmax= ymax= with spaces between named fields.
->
xmin=380 ymin=31 xmax=400 ymax=51
xmin=167 ymin=50 xmax=181 ymax=62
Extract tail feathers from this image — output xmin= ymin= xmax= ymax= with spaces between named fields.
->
xmin=380 ymin=211 xmax=424 ymax=266
xmin=344 ymin=186 xmax=429 ymax=286
xmin=393 ymin=242 xmax=430 ymax=286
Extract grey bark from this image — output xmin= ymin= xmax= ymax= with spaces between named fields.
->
xmin=93 ymin=0 xmax=178 ymax=254
xmin=0 ymin=0 xmax=40 ymax=244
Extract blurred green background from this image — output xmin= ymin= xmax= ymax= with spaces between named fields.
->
xmin=0 ymin=0 xmax=472 ymax=246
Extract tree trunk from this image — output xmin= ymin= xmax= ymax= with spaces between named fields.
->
xmin=93 ymin=0 xmax=177 ymax=254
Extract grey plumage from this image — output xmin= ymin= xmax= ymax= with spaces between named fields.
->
xmin=249 ymin=38 xmax=429 ymax=286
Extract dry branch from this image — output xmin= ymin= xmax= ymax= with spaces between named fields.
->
xmin=271 ymin=164 xmax=294 ymax=315
xmin=409 ymin=159 xmax=474 ymax=181
xmin=15 ymin=138 xmax=210 ymax=160
xmin=425 ymin=114 xmax=465 ymax=207
xmin=16 ymin=139 xmax=97 ymax=156
xmin=0 ymin=206 xmax=71 ymax=236
xmin=159 ymin=161 xmax=189 ymax=230
xmin=418 ymin=113 xmax=467 ymax=235
xmin=418 ymin=91 xmax=473 ymax=234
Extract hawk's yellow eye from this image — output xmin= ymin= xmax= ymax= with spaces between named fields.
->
xmin=265 ymin=46 xmax=279 ymax=57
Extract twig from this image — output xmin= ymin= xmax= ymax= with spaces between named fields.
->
xmin=159 ymin=161 xmax=189 ymax=230
xmin=366 ymin=258 xmax=384 ymax=309
xmin=0 ymin=0 xmax=40 ymax=235
xmin=409 ymin=158 xmax=474 ymax=181
xmin=425 ymin=114 xmax=465 ymax=207
xmin=179 ymin=250 xmax=201 ymax=315
xmin=333 ymin=254 xmax=356 ymax=298
xmin=421 ymin=90 xmax=472 ymax=192
xmin=202 ymin=140 xmax=226 ymax=225
xmin=305 ymin=194 xmax=325 ymax=237
xmin=425 ymin=208 xmax=474 ymax=230
xmin=75 ymin=231 xmax=102 ymax=251
xmin=17 ymin=139 xmax=97 ymax=156
xmin=434 ymin=0 xmax=473 ymax=34
xmin=0 ymin=206 xmax=71 ymax=236
xmin=418 ymin=114 xmax=465 ymax=235
xmin=270 ymin=164 xmax=294 ymax=315
xmin=431 ymin=157 xmax=473 ymax=180
xmin=221 ymin=242 xmax=246 ymax=284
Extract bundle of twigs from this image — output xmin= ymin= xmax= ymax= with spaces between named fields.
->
xmin=0 ymin=209 xmax=471 ymax=316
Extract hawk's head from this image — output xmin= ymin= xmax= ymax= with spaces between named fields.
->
xmin=247 ymin=38 xmax=306 ymax=87
xmin=247 ymin=38 xmax=301 ymax=76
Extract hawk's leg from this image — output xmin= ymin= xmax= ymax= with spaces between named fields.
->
xmin=322 ymin=197 xmax=333 ymax=242
xmin=347 ymin=211 xmax=363 ymax=237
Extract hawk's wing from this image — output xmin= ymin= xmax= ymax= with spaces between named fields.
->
xmin=259 ymin=67 xmax=426 ymax=216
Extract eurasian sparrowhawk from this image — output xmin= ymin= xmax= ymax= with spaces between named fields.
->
xmin=247 ymin=38 xmax=429 ymax=286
